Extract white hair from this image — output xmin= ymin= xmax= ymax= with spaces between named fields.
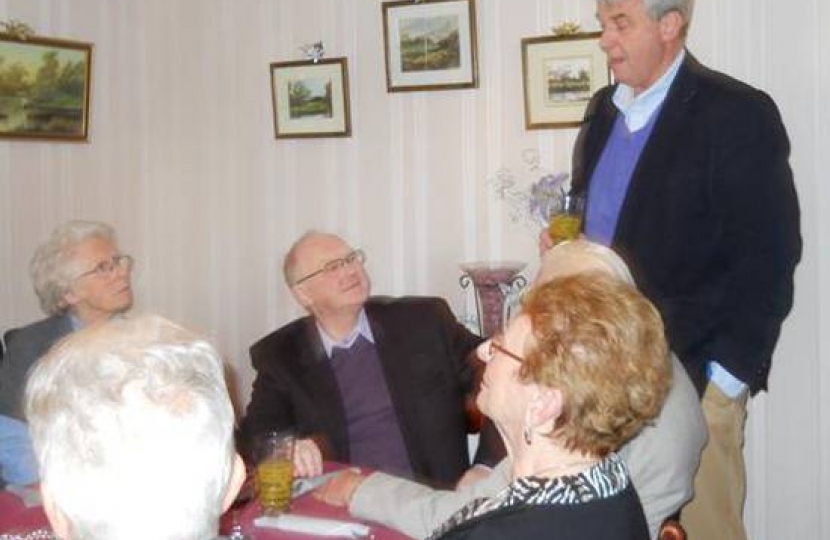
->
xmin=24 ymin=315 xmax=236 ymax=540
xmin=29 ymin=220 xmax=116 ymax=315
xmin=537 ymin=239 xmax=635 ymax=286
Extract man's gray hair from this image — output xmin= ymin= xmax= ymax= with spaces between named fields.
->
xmin=24 ymin=314 xmax=236 ymax=540
xmin=600 ymin=0 xmax=695 ymax=31
xmin=29 ymin=220 xmax=116 ymax=315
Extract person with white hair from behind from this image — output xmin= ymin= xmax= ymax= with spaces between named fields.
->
xmin=24 ymin=314 xmax=246 ymax=540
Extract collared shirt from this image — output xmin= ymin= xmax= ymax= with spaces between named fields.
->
xmin=317 ymin=309 xmax=376 ymax=358
xmin=612 ymin=50 xmax=685 ymax=132
xmin=69 ymin=313 xmax=84 ymax=331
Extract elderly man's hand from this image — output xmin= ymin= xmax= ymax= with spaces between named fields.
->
xmin=293 ymin=438 xmax=324 ymax=478
xmin=314 ymin=469 xmax=366 ymax=507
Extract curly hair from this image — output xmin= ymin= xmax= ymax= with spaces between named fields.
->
xmin=520 ymin=273 xmax=671 ymax=456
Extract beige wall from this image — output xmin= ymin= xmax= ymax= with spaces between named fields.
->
xmin=1 ymin=1 xmax=827 ymax=538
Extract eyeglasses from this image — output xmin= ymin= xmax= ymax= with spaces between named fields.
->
xmin=293 ymin=249 xmax=366 ymax=285
xmin=481 ymin=339 xmax=525 ymax=364
xmin=73 ymin=254 xmax=133 ymax=281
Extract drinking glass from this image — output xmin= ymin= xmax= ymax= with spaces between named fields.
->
xmin=548 ymin=194 xmax=585 ymax=245
xmin=254 ymin=431 xmax=295 ymax=516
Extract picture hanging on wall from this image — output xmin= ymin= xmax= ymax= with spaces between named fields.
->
xmin=0 ymin=33 xmax=92 ymax=141
xmin=382 ymin=0 xmax=478 ymax=92
xmin=270 ymin=57 xmax=351 ymax=139
xmin=521 ymin=32 xmax=610 ymax=129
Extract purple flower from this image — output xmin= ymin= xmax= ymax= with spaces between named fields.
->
xmin=528 ymin=173 xmax=569 ymax=223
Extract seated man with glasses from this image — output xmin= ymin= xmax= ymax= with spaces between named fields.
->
xmin=240 ymin=231 xmax=488 ymax=487
xmin=0 ymin=220 xmax=134 ymax=485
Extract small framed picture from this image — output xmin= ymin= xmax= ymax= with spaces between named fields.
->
xmin=521 ymin=32 xmax=610 ymax=129
xmin=382 ymin=0 xmax=478 ymax=92
xmin=269 ymin=57 xmax=351 ymax=139
xmin=0 ymin=33 xmax=92 ymax=141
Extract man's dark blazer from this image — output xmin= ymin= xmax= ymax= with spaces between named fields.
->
xmin=572 ymin=53 xmax=801 ymax=395
xmin=0 ymin=314 xmax=73 ymax=420
xmin=240 ymin=296 xmax=484 ymax=486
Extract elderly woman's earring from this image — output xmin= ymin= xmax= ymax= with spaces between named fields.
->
xmin=523 ymin=425 xmax=533 ymax=445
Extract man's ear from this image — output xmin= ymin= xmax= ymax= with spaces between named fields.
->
xmin=42 ymin=483 xmax=72 ymax=540
xmin=290 ymin=284 xmax=313 ymax=311
xmin=221 ymin=453 xmax=247 ymax=512
xmin=659 ymin=10 xmax=684 ymax=41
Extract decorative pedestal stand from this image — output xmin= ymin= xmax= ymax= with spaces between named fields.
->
xmin=459 ymin=261 xmax=528 ymax=337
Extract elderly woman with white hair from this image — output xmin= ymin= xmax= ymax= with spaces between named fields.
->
xmin=315 ymin=240 xmax=705 ymax=540
xmin=0 ymin=220 xmax=133 ymax=485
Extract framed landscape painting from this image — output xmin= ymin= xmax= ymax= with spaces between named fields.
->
xmin=270 ymin=57 xmax=351 ymax=139
xmin=382 ymin=0 xmax=478 ymax=92
xmin=0 ymin=34 xmax=92 ymax=141
xmin=521 ymin=32 xmax=609 ymax=129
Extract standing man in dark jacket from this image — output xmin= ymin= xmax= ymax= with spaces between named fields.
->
xmin=240 ymin=231 xmax=485 ymax=487
xmin=573 ymin=1 xmax=801 ymax=539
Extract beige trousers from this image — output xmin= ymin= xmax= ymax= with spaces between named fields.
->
xmin=681 ymin=383 xmax=749 ymax=540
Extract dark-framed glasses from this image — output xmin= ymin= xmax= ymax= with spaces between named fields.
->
xmin=73 ymin=254 xmax=133 ymax=281
xmin=482 ymin=339 xmax=524 ymax=364
xmin=293 ymin=249 xmax=366 ymax=285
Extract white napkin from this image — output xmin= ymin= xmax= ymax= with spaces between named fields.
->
xmin=254 ymin=514 xmax=370 ymax=538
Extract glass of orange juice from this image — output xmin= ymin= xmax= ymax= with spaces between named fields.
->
xmin=548 ymin=194 xmax=585 ymax=245
xmin=255 ymin=431 xmax=295 ymax=516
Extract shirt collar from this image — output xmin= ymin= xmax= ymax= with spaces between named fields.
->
xmin=612 ymin=49 xmax=685 ymax=132
xmin=68 ymin=313 xmax=85 ymax=331
xmin=317 ymin=308 xmax=375 ymax=358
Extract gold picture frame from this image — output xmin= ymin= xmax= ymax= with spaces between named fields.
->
xmin=0 ymin=33 xmax=92 ymax=141
xmin=269 ymin=57 xmax=351 ymax=139
xmin=521 ymin=32 xmax=609 ymax=129
xmin=382 ymin=0 xmax=478 ymax=92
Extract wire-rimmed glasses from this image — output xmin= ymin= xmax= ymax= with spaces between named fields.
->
xmin=72 ymin=254 xmax=133 ymax=282
xmin=292 ymin=249 xmax=365 ymax=286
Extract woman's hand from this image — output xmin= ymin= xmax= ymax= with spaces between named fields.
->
xmin=314 ymin=469 xmax=366 ymax=507
xmin=293 ymin=438 xmax=323 ymax=478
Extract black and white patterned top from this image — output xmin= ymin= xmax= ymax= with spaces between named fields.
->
xmin=427 ymin=453 xmax=631 ymax=540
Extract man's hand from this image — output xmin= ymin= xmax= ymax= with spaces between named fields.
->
xmin=314 ymin=469 xmax=366 ymax=507
xmin=293 ymin=438 xmax=323 ymax=478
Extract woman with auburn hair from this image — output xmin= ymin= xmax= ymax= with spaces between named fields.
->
xmin=427 ymin=273 xmax=671 ymax=540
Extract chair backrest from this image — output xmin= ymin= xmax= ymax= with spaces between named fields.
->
xmin=1 ymin=328 xmax=20 ymax=364
xmin=658 ymin=518 xmax=687 ymax=540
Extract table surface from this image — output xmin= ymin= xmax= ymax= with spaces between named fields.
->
xmin=0 ymin=484 xmax=411 ymax=540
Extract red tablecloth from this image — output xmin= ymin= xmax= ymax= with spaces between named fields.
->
xmin=0 ymin=489 xmax=48 ymax=534
xmin=1 ymin=484 xmax=411 ymax=540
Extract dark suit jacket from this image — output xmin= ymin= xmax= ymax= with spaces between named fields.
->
xmin=0 ymin=314 xmax=73 ymax=420
xmin=572 ymin=53 xmax=801 ymax=395
xmin=240 ymin=296 xmax=485 ymax=486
